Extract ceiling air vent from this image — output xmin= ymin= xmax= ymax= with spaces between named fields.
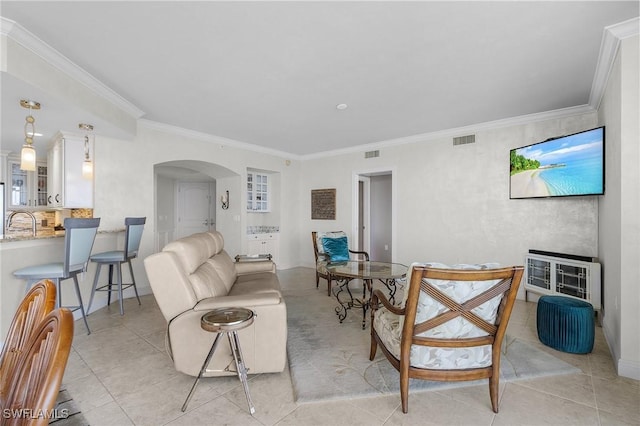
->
xmin=364 ymin=150 xmax=380 ymax=159
xmin=453 ymin=134 xmax=476 ymax=146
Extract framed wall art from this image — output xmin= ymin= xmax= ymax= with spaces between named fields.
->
xmin=311 ymin=188 xmax=336 ymax=220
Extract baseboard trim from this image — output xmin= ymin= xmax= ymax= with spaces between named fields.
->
xmin=75 ymin=286 xmax=154 ymax=319
xmin=602 ymin=315 xmax=640 ymax=380
xmin=618 ymin=358 xmax=640 ymax=380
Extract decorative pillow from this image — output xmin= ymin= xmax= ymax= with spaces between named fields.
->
xmin=315 ymin=231 xmax=346 ymax=254
xmin=321 ymin=236 xmax=350 ymax=262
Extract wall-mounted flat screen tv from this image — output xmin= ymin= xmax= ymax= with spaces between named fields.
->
xmin=510 ymin=126 xmax=605 ymax=199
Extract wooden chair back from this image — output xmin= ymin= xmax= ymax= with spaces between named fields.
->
xmin=311 ymin=231 xmax=324 ymax=264
xmin=370 ymin=264 xmax=523 ymax=413
xmin=2 ymin=308 xmax=74 ymax=426
xmin=0 ymin=280 xmax=56 ymax=401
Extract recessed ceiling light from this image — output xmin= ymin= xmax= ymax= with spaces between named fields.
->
xmin=336 ymin=103 xmax=348 ymax=110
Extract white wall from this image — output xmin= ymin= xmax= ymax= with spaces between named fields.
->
xmin=91 ymin=123 xmax=302 ymax=296
xmin=155 ymin=174 xmax=176 ymax=250
xmin=618 ymin=35 xmax=640 ymax=380
xmin=216 ymin=175 xmax=242 ymax=257
xmin=598 ymin=36 xmax=623 ymax=373
xmin=299 ymin=113 xmax=600 ymax=303
xmin=598 ymin=34 xmax=640 ymax=379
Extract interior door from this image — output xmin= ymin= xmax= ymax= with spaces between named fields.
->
xmin=176 ymin=181 xmax=214 ymax=239
xmin=356 ymin=172 xmax=392 ymax=261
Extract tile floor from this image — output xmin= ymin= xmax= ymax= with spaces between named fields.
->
xmin=63 ymin=267 xmax=639 ymax=425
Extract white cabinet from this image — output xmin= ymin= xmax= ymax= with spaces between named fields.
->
xmin=47 ymin=140 xmax=62 ymax=207
xmin=47 ymin=133 xmax=94 ymax=208
xmin=247 ymin=233 xmax=279 ymax=265
xmin=6 ymin=158 xmax=48 ymax=209
xmin=524 ymin=252 xmax=601 ymax=310
xmin=247 ymin=171 xmax=270 ymax=212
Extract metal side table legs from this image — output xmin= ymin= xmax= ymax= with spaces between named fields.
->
xmin=229 ymin=330 xmax=255 ymax=414
xmin=182 ymin=308 xmax=256 ymax=415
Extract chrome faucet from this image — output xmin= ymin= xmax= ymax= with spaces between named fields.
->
xmin=6 ymin=210 xmax=37 ymax=237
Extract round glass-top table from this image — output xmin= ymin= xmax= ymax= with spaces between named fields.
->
xmin=326 ymin=261 xmax=408 ymax=329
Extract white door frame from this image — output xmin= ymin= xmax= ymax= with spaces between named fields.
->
xmin=352 ymin=166 xmax=397 ymax=262
xmin=358 ymin=176 xmax=371 ymax=254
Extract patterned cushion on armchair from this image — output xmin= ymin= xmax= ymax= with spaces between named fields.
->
xmin=316 ymin=259 xmax=329 ymax=275
xmin=373 ymin=262 xmax=503 ymax=369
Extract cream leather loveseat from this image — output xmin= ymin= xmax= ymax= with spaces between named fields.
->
xmin=144 ymin=231 xmax=287 ymax=377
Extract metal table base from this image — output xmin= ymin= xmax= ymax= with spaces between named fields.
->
xmin=182 ymin=308 xmax=255 ymax=415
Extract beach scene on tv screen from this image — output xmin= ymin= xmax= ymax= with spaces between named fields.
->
xmin=510 ymin=128 xmax=604 ymax=198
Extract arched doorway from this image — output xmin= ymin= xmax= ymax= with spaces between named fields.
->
xmin=153 ymin=160 xmax=240 ymax=252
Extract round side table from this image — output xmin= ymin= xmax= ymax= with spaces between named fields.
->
xmin=181 ymin=307 xmax=256 ymax=414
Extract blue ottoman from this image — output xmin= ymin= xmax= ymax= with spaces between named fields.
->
xmin=537 ymin=296 xmax=594 ymax=354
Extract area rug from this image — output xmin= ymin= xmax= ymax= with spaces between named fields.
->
xmin=285 ymin=282 xmax=581 ymax=403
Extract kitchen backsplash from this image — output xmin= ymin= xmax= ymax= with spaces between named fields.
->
xmin=5 ymin=209 xmax=93 ymax=237
xmin=70 ymin=208 xmax=94 ymax=218
xmin=5 ymin=210 xmax=56 ymax=236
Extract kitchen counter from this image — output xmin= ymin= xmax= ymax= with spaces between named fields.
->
xmin=0 ymin=228 xmax=125 ymax=243
xmin=0 ymin=232 xmax=63 ymax=242
xmin=0 ymin=228 xmax=131 ymax=339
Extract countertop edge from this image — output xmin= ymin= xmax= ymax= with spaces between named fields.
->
xmin=0 ymin=228 xmax=125 ymax=243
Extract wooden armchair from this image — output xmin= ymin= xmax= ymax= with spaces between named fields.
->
xmin=0 ymin=280 xmax=56 ymax=402
xmin=312 ymin=231 xmax=369 ymax=296
xmin=2 ymin=308 xmax=74 ymax=426
xmin=370 ymin=263 xmax=523 ymax=413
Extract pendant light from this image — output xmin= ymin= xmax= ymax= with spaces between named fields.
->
xmin=20 ymin=99 xmax=40 ymax=171
xmin=79 ymin=123 xmax=94 ymax=179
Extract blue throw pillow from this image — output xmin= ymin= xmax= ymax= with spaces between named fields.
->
xmin=322 ymin=236 xmax=350 ymax=262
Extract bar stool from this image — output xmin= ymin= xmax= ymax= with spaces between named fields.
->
xmin=182 ymin=307 xmax=256 ymax=414
xmin=13 ymin=218 xmax=100 ymax=335
xmin=87 ymin=217 xmax=145 ymax=316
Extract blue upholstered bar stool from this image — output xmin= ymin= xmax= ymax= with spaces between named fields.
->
xmin=13 ymin=218 xmax=101 ymax=335
xmin=87 ymin=217 xmax=146 ymax=316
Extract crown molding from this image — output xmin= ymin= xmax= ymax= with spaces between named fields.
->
xmin=139 ymin=119 xmax=301 ymax=161
xmin=3 ymin=13 xmax=624 ymax=161
xmin=589 ymin=17 xmax=640 ymax=110
xmin=1 ymin=16 xmax=144 ymax=119
xmin=302 ymin=104 xmax=596 ymax=160
xmin=142 ymin=104 xmax=594 ymax=162
xmin=609 ymin=16 xmax=640 ymax=40
xmin=0 ymin=15 xmax=16 ymax=37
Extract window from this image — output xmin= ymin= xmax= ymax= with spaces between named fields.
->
xmin=247 ymin=172 xmax=269 ymax=212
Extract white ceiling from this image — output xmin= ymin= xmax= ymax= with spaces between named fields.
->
xmin=1 ymin=1 xmax=638 ymax=158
